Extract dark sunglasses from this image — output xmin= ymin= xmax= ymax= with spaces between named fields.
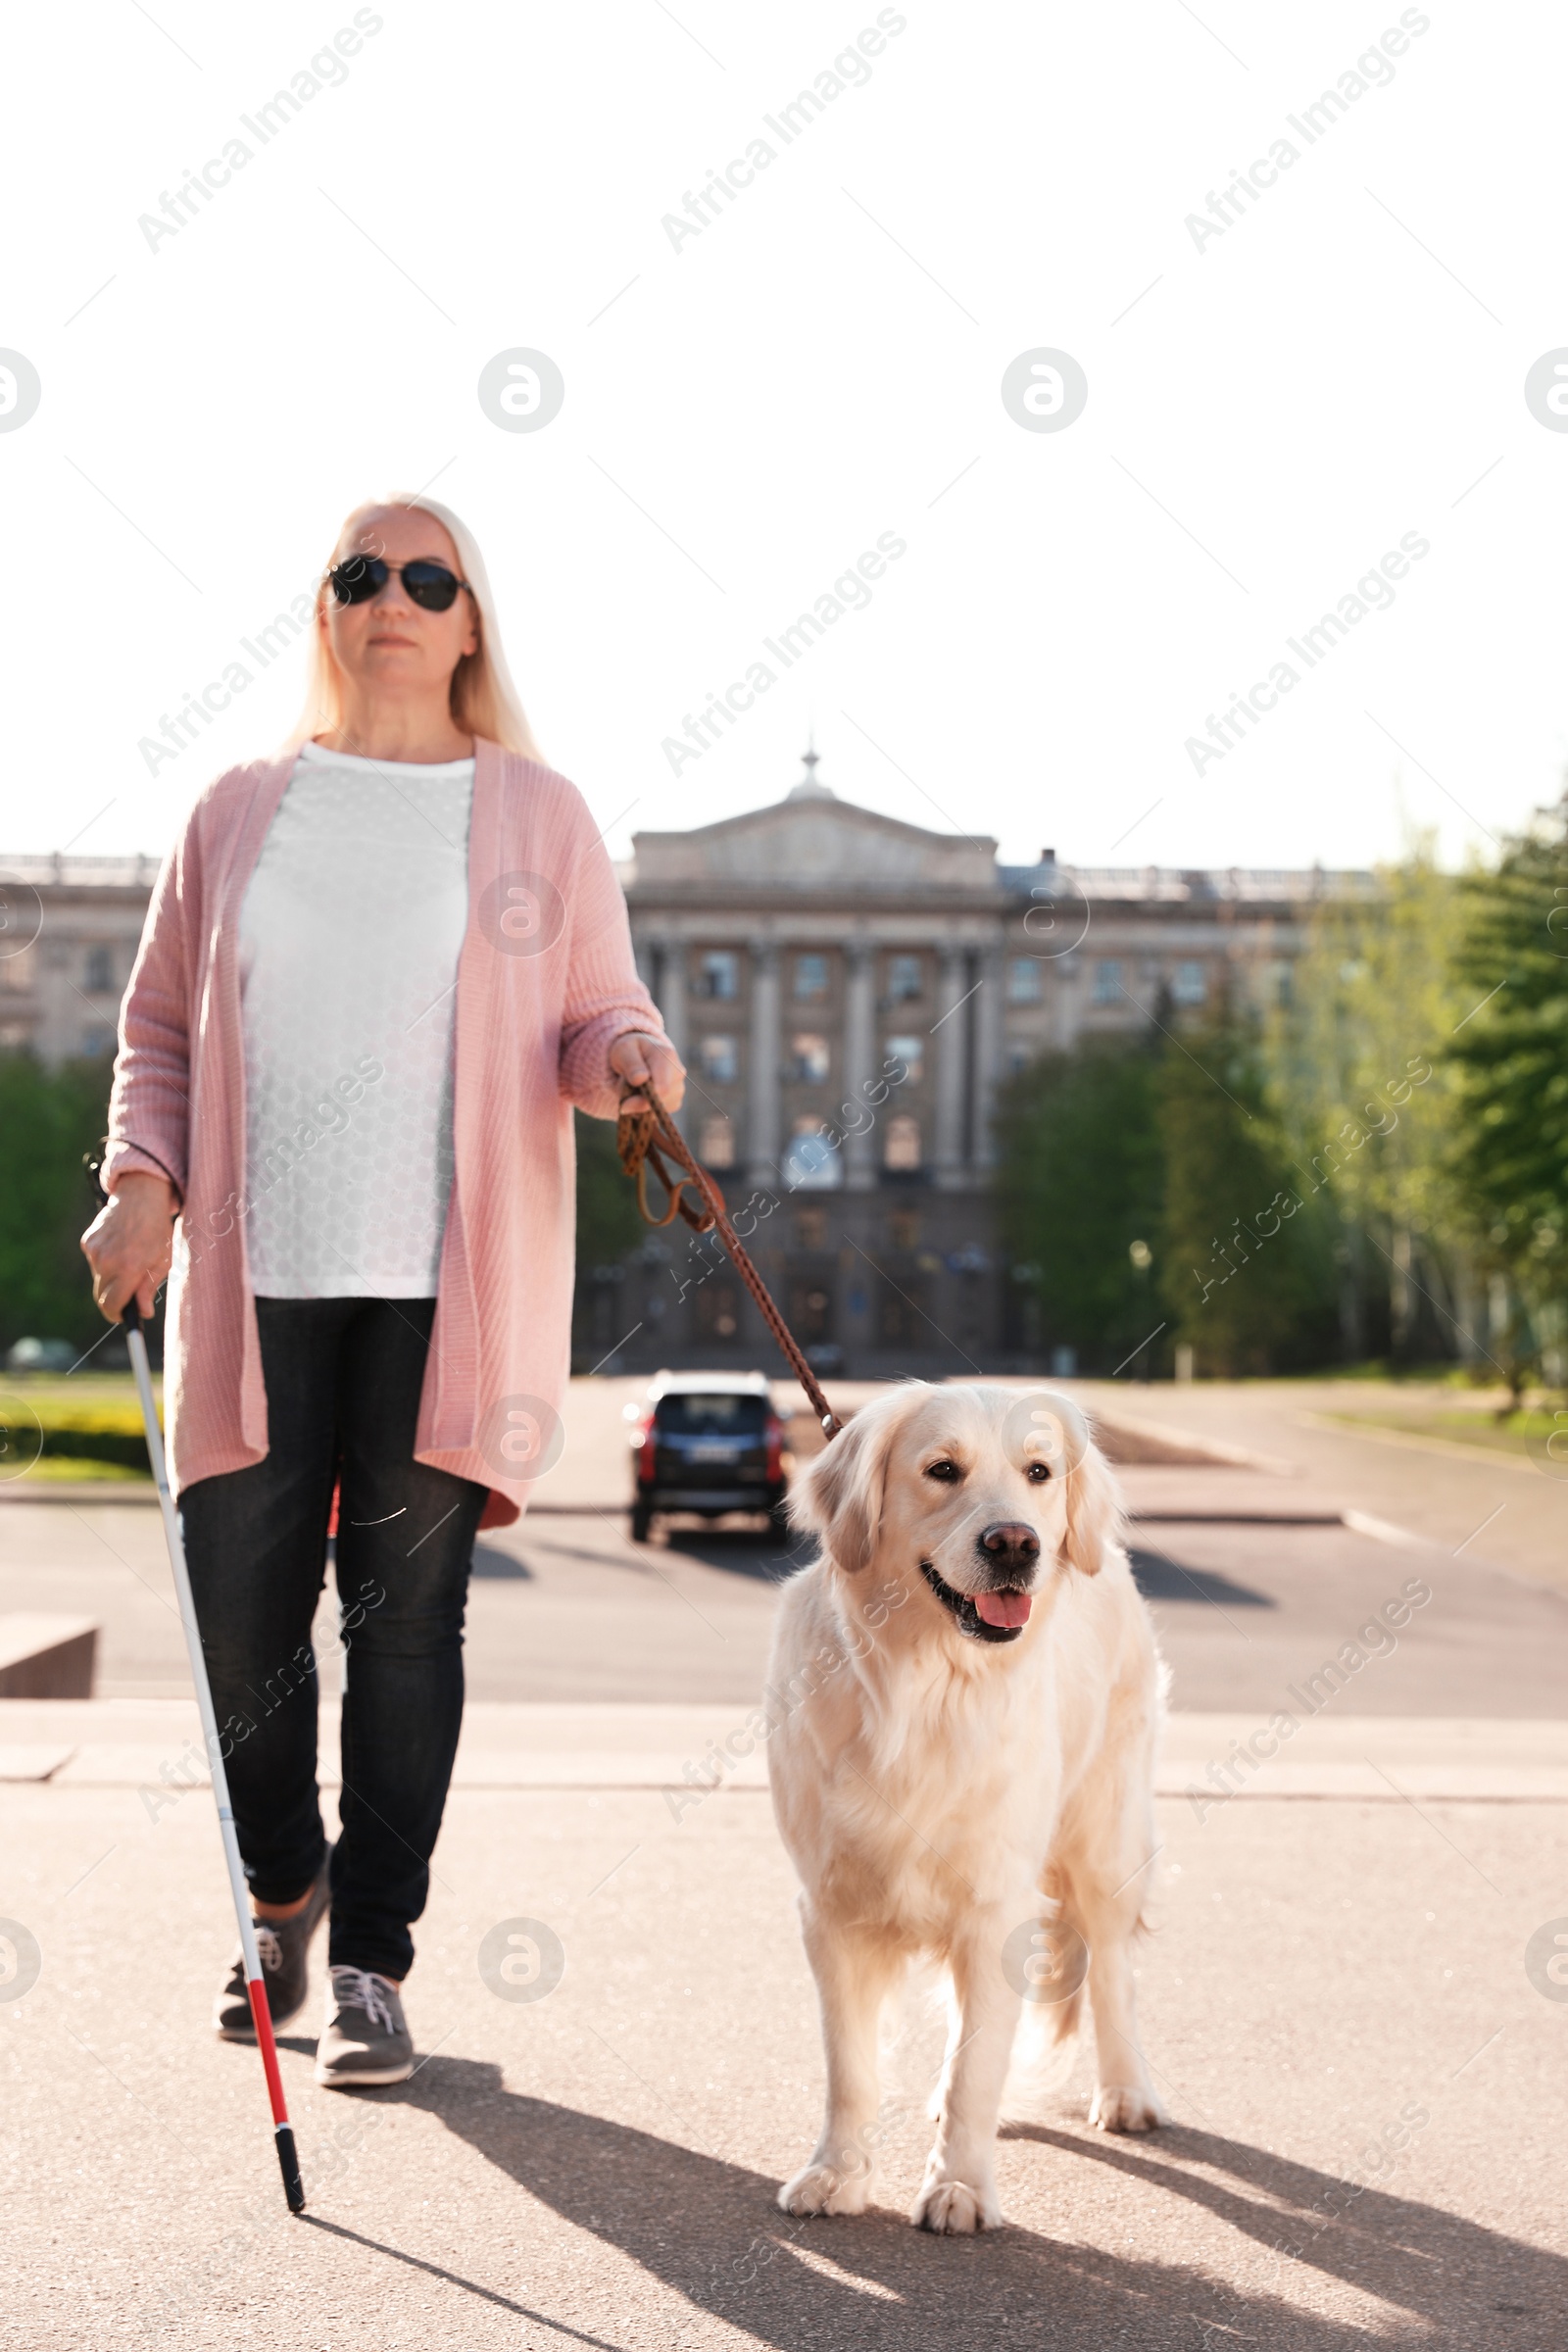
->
xmin=326 ymin=556 xmax=470 ymax=612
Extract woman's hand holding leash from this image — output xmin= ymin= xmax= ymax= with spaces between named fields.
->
xmin=610 ymin=1030 xmax=685 ymax=1116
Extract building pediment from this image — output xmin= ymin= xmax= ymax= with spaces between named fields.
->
xmin=631 ymin=781 xmax=999 ymax=897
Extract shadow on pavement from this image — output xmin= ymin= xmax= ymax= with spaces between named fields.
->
xmin=1128 ymin=1548 xmax=1276 ymax=1609
xmin=663 ymin=1528 xmax=809 ymax=1584
xmin=470 ymin=1544 xmax=536 ymax=1581
xmin=378 ymin=2060 xmax=1564 ymax=2348
xmin=299 ymin=2213 xmax=622 ymax=2346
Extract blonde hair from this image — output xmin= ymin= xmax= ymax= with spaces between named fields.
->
xmin=285 ymin=492 xmax=543 ymax=760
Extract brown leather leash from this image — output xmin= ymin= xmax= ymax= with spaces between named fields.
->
xmin=616 ymin=1082 xmax=842 ymax=1441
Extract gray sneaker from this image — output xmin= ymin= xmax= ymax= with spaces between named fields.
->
xmin=315 ymin=1966 xmax=415 ymax=2088
xmin=213 ymin=1848 xmax=333 ymax=2040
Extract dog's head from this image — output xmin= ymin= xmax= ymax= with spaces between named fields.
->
xmin=789 ymin=1384 xmax=1120 ymax=1645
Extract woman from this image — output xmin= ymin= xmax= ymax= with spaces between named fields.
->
xmin=81 ymin=495 xmax=683 ymax=2086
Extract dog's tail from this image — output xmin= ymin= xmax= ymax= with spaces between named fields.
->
xmin=999 ymin=1886 xmax=1088 ymax=2117
xmin=1001 ymin=1977 xmax=1084 ymax=2114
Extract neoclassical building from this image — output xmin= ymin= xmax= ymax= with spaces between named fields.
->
xmin=1 ymin=758 xmax=1371 ymax=1376
xmin=0 ymin=854 xmax=162 ymax=1062
xmin=589 ymin=752 xmax=1372 ymax=1377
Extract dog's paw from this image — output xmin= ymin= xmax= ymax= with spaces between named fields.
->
xmin=911 ymin=2175 xmax=1003 ymax=2233
xmin=778 ymin=2162 xmax=871 ymax=2218
xmin=1090 ymin=2082 xmax=1166 ymax=2134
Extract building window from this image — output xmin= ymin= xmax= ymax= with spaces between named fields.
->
xmin=873 ymin=1260 xmax=930 ymax=1347
xmin=784 ymin=1116 xmax=842 ymax=1190
xmin=884 ymin=1034 xmax=923 ymax=1083
xmin=793 ymin=952 xmax=829 ymax=1001
xmin=695 ymin=950 xmax=738 ymax=1000
xmin=887 ymin=953 xmax=922 ymax=1002
xmin=695 ymin=1282 xmax=739 ymax=1340
xmin=787 ymin=1273 xmax=835 ymax=1345
xmin=1006 ymin=957 xmax=1042 ymax=1004
xmin=1005 ymin=1042 xmax=1033 ymax=1075
xmin=1171 ymin=960 xmax=1206 ymax=1005
xmin=699 ymin=1034 xmax=739 ymax=1083
xmin=698 ymin=1113 xmax=735 ymax=1167
xmin=884 ymin=1114 xmax=921 ymax=1171
xmin=85 ymin=945 xmax=115 ymax=994
xmin=790 ymin=1032 xmax=830 ymax=1083
xmin=796 ymin=1208 xmax=827 ymax=1249
xmin=1092 ymin=959 xmax=1124 ymax=1005
xmin=80 ymin=1024 xmax=115 ymax=1058
xmin=889 ymin=1208 xmax=921 ymax=1249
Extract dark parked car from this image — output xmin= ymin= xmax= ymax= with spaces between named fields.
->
xmin=627 ymin=1371 xmax=787 ymax=1544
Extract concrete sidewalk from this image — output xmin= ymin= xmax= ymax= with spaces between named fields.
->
xmin=6 ymin=1698 xmax=1568 ymax=1803
xmin=5 ymin=1708 xmax=1567 ymax=2349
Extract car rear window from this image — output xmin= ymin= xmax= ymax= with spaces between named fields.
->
xmin=655 ymin=1394 xmax=768 ymax=1434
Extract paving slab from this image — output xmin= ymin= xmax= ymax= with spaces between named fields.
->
xmin=3 ymin=1767 xmax=1565 ymax=2349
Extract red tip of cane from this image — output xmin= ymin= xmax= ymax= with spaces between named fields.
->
xmin=247 ymin=1979 xmax=305 ymax=2209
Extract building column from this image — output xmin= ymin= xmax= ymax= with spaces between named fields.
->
xmin=844 ymin=938 xmax=877 ymax=1191
xmin=746 ymin=943 xmax=780 ymax=1187
xmin=655 ymin=939 xmax=687 ymax=1132
xmin=1054 ymin=956 xmax=1081 ymax=1054
xmin=970 ymin=945 xmax=1004 ymax=1171
xmin=933 ymin=942 xmax=969 ymax=1189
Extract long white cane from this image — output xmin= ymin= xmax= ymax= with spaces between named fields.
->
xmin=122 ymin=1299 xmax=306 ymax=2213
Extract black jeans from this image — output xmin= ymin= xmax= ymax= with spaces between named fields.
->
xmin=180 ymin=1297 xmax=487 ymax=1982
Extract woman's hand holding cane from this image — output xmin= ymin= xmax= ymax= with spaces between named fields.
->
xmin=80 ymin=1170 xmax=177 ymax=1322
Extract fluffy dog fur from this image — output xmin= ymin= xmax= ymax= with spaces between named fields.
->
xmin=766 ymin=1382 xmax=1166 ymax=2233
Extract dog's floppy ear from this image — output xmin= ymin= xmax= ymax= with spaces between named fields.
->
xmin=1061 ymin=1433 xmax=1122 ymax=1577
xmin=788 ymin=1393 xmax=907 ymax=1572
xmin=1004 ymin=1389 xmax=1120 ymax=1577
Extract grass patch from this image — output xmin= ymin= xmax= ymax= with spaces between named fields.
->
xmin=1 ymin=1372 xmax=158 ymax=1477
xmin=1317 ymin=1406 xmax=1560 ymax=1460
xmin=0 ymin=1370 xmax=158 ymax=1428
xmin=10 ymin=1454 xmax=153 ymax=1485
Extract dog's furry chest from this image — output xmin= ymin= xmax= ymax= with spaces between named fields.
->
xmin=775 ymin=1671 xmax=1067 ymax=1933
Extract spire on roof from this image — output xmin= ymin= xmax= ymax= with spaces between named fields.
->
xmin=786 ymin=737 xmax=834 ymax=801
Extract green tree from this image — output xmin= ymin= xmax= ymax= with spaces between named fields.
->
xmin=0 ymin=1051 xmax=116 ymax=1353
xmin=1446 ymin=806 xmax=1568 ymax=1389
xmin=573 ymin=1108 xmax=647 ymax=1274
xmin=1265 ymin=849 xmax=1477 ymax=1361
xmin=994 ymin=1043 xmax=1165 ymax=1372
xmin=1158 ymin=1017 xmax=1339 ymax=1375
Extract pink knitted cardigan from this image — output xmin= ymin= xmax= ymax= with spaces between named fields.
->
xmin=104 ymin=739 xmax=664 ymax=1528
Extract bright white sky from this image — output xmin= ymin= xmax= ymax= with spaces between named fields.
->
xmin=2 ymin=1 xmax=1559 ymax=874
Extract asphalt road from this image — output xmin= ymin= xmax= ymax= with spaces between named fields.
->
xmin=4 ymin=1376 xmax=1565 ymax=1715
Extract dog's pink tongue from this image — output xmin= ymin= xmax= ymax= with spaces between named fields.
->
xmin=975 ymin=1590 xmax=1033 ymax=1629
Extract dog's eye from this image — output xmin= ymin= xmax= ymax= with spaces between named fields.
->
xmin=1025 ymin=1461 xmax=1053 ymax=1483
xmin=924 ymin=1458 xmax=961 ymax=1483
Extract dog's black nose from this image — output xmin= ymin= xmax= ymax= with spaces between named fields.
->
xmin=979 ymin=1521 xmax=1040 ymax=1570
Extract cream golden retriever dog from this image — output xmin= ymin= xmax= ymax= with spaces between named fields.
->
xmin=766 ymin=1382 xmax=1165 ymax=2233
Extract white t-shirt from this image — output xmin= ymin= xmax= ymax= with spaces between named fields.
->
xmin=238 ymin=740 xmax=474 ymax=1298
